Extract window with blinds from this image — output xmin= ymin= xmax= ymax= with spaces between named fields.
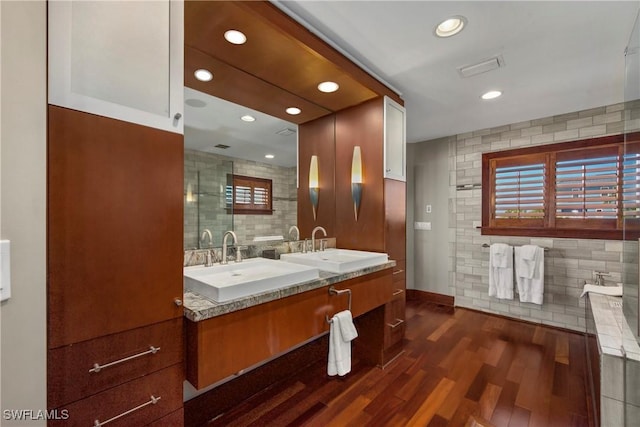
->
xmin=482 ymin=132 xmax=640 ymax=240
xmin=226 ymin=174 xmax=273 ymax=215
xmin=494 ymin=163 xmax=545 ymax=220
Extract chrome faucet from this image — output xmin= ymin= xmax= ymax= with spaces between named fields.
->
xmin=222 ymin=231 xmax=241 ymax=264
xmin=200 ymin=229 xmax=213 ymax=248
xmin=289 ymin=225 xmax=300 ymax=241
xmin=594 ymin=271 xmax=610 ymax=286
xmin=311 ymin=226 xmax=327 ymax=252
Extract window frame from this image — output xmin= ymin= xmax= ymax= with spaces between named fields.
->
xmin=226 ymin=174 xmax=273 ymax=215
xmin=481 ymin=132 xmax=640 ymax=240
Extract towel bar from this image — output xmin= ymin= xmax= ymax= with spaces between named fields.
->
xmin=325 ymin=286 xmax=352 ymax=324
xmin=482 ymin=243 xmax=549 ymax=252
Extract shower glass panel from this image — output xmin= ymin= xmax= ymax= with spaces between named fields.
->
xmin=184 ymin=151 xmax=233 ymax=249
xmin=624 ymin=9 xmax=640 ymax=427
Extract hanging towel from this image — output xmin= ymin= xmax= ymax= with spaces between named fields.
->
xmin=489 ymin=244 xmax=514 ymax=300
xmin=327 ymin=310 xmax=358 ymax=376
xmin=515 ymin=245 xmax=545 ymax=304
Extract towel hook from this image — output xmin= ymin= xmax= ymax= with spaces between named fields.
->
xmin=325 ymin=286 xmax=352 ymax=324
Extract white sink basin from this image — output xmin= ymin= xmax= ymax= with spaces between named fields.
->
xmin=280 ymin=249 xmax=389 ymax=274
xmin=184 ymin=258 xmax=320 ymax=302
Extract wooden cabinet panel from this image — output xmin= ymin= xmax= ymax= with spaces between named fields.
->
xmin=48 ymin=318 xmax=183 ymax=409
xmin=334 ymin=98 xmax=386 ymax=252
xmin=187 ymin=269 xmax=393 ymax=389
xmin=49 ymin=364 xmax=183 ymax=427
xmin=146 ymin=407 xmax=184 ymax=427
xmin=47 ymin=106 xmax=184 ymax=348
xmin=384 ymin=179 xmax=406 ymax=261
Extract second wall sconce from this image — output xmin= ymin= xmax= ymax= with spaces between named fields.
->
xmin=309 ymin=155 xmax=319 ymax=220
xmin=351 ymin=146 xmax=363 ymax=221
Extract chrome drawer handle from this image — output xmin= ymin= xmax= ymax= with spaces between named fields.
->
xmin=387 ymin=319 xmax=404 ymax=329
xmin=93 ymin=395 xmax=161 ymax=426
xmin=392 ymin=269 xmax=404 ymax=275
xmin=89 ymin=346 xmax=160 ymax=373
xmin=392 ymin=289 xmax=404 ymax=296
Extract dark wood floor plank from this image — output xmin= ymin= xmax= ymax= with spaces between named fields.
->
xmin=201 ymin=301 xmax=593 ymax=427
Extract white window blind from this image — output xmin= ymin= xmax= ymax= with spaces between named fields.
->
xmin=623 ymin=150 xmax=640 ymax=220
xmin=494 ymin=163 xmax=545 ymax=219
xmin=555 ymin=155 xmax=619 ymax=220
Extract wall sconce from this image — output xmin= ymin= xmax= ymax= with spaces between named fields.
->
xmin=309 ymin=155 xmax=319 ymax=220
xmin=351 ymin=146 xmax=363 ymax=221
xmin=186 ymin=182 xmax=194 ymax=203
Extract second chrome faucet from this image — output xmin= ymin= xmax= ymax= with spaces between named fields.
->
xmin=222 ymin=230 xmax=241 ymax=264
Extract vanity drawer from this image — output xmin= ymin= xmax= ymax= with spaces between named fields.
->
xmin=48 ymin=318 xmax=183 ymax=409
xmin=49 ymin=364 xmax=183 ymax=427
xmin=146 ymin=407 xmax=183 ymax=427
xmin=384 ymin=295 xmax=406 ymax=348
xmin=392 ymin=260 xmax=406 ymax=285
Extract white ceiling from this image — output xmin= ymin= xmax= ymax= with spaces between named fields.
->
xmin=278 ymin=1 xmax=640 ymax=143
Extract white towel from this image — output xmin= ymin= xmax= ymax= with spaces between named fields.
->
xmin=515 ymin=246 xmax=544 ymax=304
xmin=327 ymin=310 xmax=358 ymax=376
xmin=580 ymin=284 xmax=623 ymax=298
xmin=489 ymin=244 xmax=514 ymax=300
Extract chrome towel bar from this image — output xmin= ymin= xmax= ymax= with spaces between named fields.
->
xmin=481 ymin=243 xmax=549 ymax=252
xmin=325 ymin=286 xmax=352 ymax=324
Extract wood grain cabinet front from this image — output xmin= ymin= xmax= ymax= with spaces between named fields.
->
xmin=48 ymin=318 xmax=183 ymax=409
xmin=187 ymin=268 xmax=394 ymax=389
xmin=49 ymin=364 xmax=183 ymax=427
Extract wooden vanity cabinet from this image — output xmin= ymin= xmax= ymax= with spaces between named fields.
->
xmin=47 ymin=106 xmax=184 ymax=425
xmin=187 ymin=268 xmax=393 ymax=389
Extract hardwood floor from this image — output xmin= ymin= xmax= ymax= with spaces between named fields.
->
xmin=206 ymin=300 xmax=592 ymax=427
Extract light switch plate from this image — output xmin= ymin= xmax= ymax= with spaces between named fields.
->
xmin=0 ymin=240 xmax=11 ymax=301
xmin=426 ymin=205 xmax=432 ymax=214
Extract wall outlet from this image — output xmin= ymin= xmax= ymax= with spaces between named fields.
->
xmin=0 ymin=240 xmax=11 ymax=302
xmin=414 ymin=222 xmax=432 ymax=231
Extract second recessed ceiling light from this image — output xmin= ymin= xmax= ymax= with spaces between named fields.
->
xmin=286 ymin=107 xmax=301 ymax=115
xmin=435 ymin=16 xmax=467 ymax=38
xmin=318 ymin=81 xmax=339 ymax=93
xmin=224 ymin=30 xmax=247 ymax=45
xmin=241 ymin=115 xmax=256 ymax=122
xmin=194 ymin=69 xmax=213 ymax=82
xmin=481 ymin=90 xmax=502 ymax=100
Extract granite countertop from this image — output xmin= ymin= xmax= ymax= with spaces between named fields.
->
xmin=589 ymin=293 xmax=640 ymax=361
xmin=183 ymin=260 xmax=396 ymax=322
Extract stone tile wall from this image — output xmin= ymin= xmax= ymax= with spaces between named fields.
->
xmin=447 ymin=102 xmax=640 ymax=332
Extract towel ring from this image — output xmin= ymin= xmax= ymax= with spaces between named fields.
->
xmin=325 ymin=286 xmax=352 ymax=324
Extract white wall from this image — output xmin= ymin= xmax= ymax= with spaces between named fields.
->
xmin=0 ymin=1 xmax=47 ymax=424
xmin=407 ymin=138 xmax=453 ymax=295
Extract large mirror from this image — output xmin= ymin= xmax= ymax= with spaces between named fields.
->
xmin=183 ymin=87 xmax=298 ymax=249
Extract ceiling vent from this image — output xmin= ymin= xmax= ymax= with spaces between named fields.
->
xmin=276 ymin=127 xmax=297 ymax=136
xmin=458 ymin=55 xmax=505 ymax=78
xmin=214 ymin=144 xmax=230 ymax=149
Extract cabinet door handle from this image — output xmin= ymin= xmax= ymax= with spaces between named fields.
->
xmin=392 ymin=269 xmax=404 ymax=275
xmin=387 ymin=319 xmax=405 ymax=329
xmin=173 ymin=112 xmax=182 ymax=121
xmin=93 ymin=395 xmax=161 ymax=426
xmin=392 ymin=289 xmax=404 ymax=296
xmin=89 ymin=346 xmax=160 ymax=373
xmin=174 ymin=298 xmax=183 ymax=307
xmin=386 ymin=168 xmax=391 ymax=173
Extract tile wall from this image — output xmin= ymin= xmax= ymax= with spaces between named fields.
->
xmin=448 ymin=102 xmax=640 ymax=331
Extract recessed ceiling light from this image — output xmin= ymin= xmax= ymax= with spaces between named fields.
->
xmin=194 ymin=69 xmax=213 ymax=82
xmin=224 ymin=30 xmax=247 ymax=45
xmin=240 ymin=115 xmax=256 ymax=122
xmin=265 ymin=154 xmax=275 ymax=159
xmin=434 ymin=16 xmax=467 ymax=38
xmin=317 ymin=81 xmax=339 ymax=93
xmin=481 ymin=90 xmax=502 ymax=100
xmin=286 ymin=107 xmax=301 ymax=115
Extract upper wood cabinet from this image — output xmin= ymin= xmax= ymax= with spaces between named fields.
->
xmin=48 ymin=0 xmax=184 ymax=134
xmin=384 ymin=96 xmax=407 ymax=181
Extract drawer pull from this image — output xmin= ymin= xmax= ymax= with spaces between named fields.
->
xmin=387 ymin=319 xmax=405 ymax=329
xmin=93 ymin=395 xmax=161 ymax=426
xmin=392 ymin=269 xmax=404 ymax=275
xmin=89 ymin=346 xmax=160 ymax=373
xmin=392 ymin=289 xmax=404 ymax=296
xmin=174 ymin=298 xmax=183 ymax=307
